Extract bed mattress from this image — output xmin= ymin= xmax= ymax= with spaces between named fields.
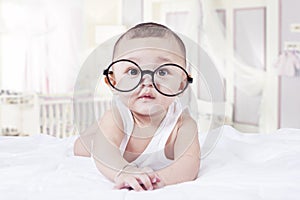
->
xmin=1 ymin=125 xmax=300 ymax=200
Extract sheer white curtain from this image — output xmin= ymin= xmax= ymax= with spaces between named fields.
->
xmin=200 ymin=0 xmax=278 ymax=132
xmin=200 ymin=0 xmax=266 ymax=96
xmin=0 ymin=0 xmax=83 ymax=94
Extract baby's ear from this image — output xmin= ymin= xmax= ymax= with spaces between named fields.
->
xmin=179 ymin=78 xmax=187 ymax=91
xmin=104 ymin=74 xmax=116 ymax=87
xmin=104 ymin=77 xmax=110 ymax=86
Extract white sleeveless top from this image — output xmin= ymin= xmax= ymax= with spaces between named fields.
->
xmin=114 ymin=97 xmax=183 ymax=171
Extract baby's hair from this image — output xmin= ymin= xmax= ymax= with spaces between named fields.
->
xmin=113 ymin=22 xmax=186 ymax=59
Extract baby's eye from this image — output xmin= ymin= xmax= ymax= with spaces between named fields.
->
xmin=157 ymin=69 xmax=168 ymax=76
xmin=127 ymin=68 xmax=139 ymax=76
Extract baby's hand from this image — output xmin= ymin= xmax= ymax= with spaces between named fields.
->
xmin=141 ymin=167 xmax=164 ymax=190
xmin=114 ymin=166 xmax=161 ymax=191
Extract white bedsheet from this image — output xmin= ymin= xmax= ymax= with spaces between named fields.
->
xmin=1 ymin=125 xmax=300 ymax=200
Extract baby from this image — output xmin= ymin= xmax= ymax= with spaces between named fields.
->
xmin=74 ymin=22 xmax=200 ymax=191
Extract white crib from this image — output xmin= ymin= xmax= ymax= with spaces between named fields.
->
xmin=39 ymin=94 xmax=111 ymax=137
xmin=0 ymin=93 xmax=111 ymax=137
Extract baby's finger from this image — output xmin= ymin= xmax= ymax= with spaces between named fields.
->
xmin=152 ymin=180 xmax=164 ymax=190
xmin=127 ymin=178 xmax=145 ymax=192
xmin=136 ymin=174 xmax=153 ymax=191
xmin=114 ymin=181 xmax=130 ymax=190
xmin=152 ymin=183 xmax=161 ymax=190
xmin=147 ymin=173 xmax=161 ymax=184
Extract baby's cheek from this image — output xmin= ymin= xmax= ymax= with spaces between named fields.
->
xmin=119 ymin=92 xmax=137 ymax=103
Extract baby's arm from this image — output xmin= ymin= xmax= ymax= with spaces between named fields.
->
xmin=73 ymin=131 xmax=93 ymax=157
xmin=94 ymin=110 xmax=160 ymax=191
xmin=74 ymin=108 xmax=157 ymax=191
xmin=155 ymin=114 xmax=200 ymax=187
xmin=73 ymin=108 xmax=123 ymax=157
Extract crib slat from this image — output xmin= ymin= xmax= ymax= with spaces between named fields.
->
xmin=61 ymin=104 xmax=66 ymax=138
xmin=61 ymin=103 xmax=69 ymax=138
xmin=88 ymin=101 xmax=93 ymax=127
xmin=55 ymin=103 xmax=61 ymax=137
xmin=82 ymin=102 xmax=88 ymax=131
xmin=69 ymin=102 xmax=74 ymax=136
xmin=49 ymin=104 xmax=55 ymax=136
xmin=75 ymin=101 xmax=81 ymax=132
xmin=41 ymin=105 xmax=47 ymax=134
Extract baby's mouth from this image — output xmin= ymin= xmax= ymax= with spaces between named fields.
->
xmin=138 ymin=93 xmax=155 ymax=100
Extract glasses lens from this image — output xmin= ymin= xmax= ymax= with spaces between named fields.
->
xmin=108 ymin=60 xmax=141 ymax=91
xmin=153 ymin=65 xmax=188 ymax=96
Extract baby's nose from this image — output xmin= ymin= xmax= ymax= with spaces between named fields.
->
xmin=141 ymin=74 xmax=153 ymax=87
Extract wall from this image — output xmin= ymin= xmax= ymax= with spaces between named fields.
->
xmin=279 ymin=0 xmax=300 ymax=128
xmin=210 ymin=0 xmax=300 ymax=131
xmin=82 ymin=0 xmax=122 ymax=52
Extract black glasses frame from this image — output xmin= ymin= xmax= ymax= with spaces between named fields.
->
xmin=103 ymin=59 xmax=193 ymax=97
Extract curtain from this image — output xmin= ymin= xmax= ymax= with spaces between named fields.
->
xmin=0 ymin=0 xmax=83 ymax=94
xmin=200 ymin=0 xmax=278 ymax=133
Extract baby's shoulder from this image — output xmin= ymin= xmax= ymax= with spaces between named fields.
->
xmin=99 ymin=108 xmax=124 ymax=145
xmin=178 ymin=110 xmax=197 ymax=130
xmin=100 ymin=107 xmax=123 ymax=127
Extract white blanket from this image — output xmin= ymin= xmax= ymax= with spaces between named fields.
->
xmin=1 ymin=125 xmax=300 ymax=200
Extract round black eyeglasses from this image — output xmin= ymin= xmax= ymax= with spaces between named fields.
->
xmin=103 ymin=59 xmax=193 ymax=97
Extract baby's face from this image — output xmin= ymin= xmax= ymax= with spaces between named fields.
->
xmin=113 ymin=37 xmax=186 ymax=116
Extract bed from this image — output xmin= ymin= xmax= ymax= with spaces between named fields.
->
xmin=1 ymin=125 xmax=300 ymax=200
